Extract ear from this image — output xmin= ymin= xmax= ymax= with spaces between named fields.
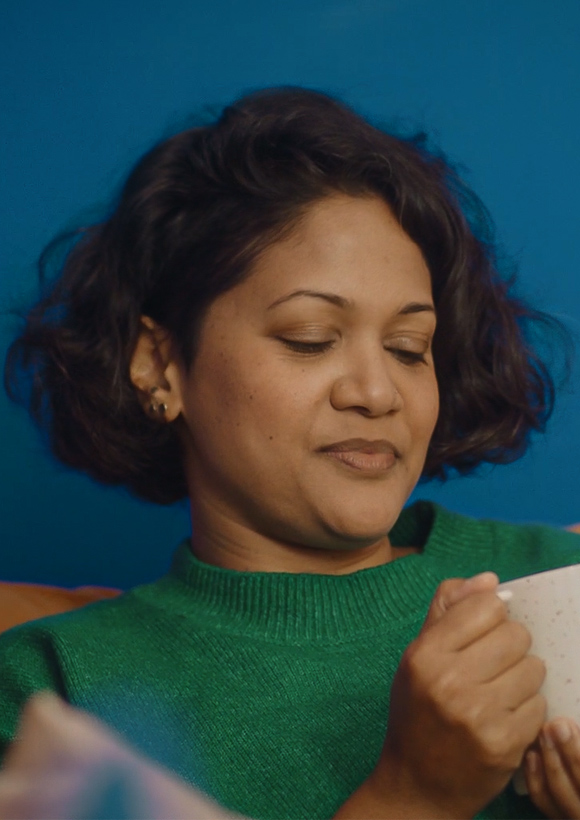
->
xmin=129 ymin=316 xmax=184 ymax=422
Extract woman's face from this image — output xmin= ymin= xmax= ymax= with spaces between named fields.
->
xmin=176 ymin=195 xmax=439 ymax=555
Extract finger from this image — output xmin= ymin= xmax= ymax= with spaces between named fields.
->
xmin=422 ymin=573 xmax=499 ymax=630
xmin=537 ymin=722 xmax=580 ymax=819
xmin=503 ymin=692 xmax=547 ymax=752
xmin=525 ymin=749 xmax=562 ymax=819
xmin=445 ymin=571 xmax=499 ymax=604
xmin=482 ymin=654 xmax=546 ymax=714
xmin=461 ymin=619 xmax=536 ymax=685
xmin=546 ymin=721 xmax=580 ymax=799
xmin=419 ymin=589 xmax=507 ymax=654
xmin=552 ymin=720 xmax=580 ymax=788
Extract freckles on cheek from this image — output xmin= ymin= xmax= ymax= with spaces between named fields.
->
xmin=192 ymin=352 xmax=243 ymax=423
xmin=194 ymin=340 xmax=300 ymax=444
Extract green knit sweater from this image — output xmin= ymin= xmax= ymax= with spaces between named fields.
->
xmin=1 ymin=501 xmax=580 ymax=819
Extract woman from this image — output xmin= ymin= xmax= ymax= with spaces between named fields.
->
xmin=2 ymin=87 xmax=580 ymax=819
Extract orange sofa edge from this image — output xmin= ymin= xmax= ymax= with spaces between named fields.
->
xmin=1 ymin=523 xmax=580 ymax=634
xmin=0 ymin=581 xmax=122 ymax=634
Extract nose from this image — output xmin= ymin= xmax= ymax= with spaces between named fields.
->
xmin=329 ymin=345 xmax=403 ymax=417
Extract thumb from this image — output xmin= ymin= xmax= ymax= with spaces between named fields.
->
xmin=422 ymin=571 xmax=499 ymax=631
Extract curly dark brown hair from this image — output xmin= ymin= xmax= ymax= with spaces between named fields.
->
xmin=3 ymin=87 xmax=571 ymax=504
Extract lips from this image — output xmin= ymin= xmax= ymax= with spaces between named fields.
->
xmin=318 ymin=438 xmax=400 ymax=473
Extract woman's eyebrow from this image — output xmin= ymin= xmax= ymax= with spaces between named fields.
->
xmin=398 ymin=302 xmax=436 ymax=316
xmin=267 ymin=290 xmax=351 ymax=310
xmin=267 ymin=290 xmax=435 ymax=316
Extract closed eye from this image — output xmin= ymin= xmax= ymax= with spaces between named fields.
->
xmin=279 ymin=339 xmax=428 ymax=362
xmin=278 ymin=339 xmax=334 ymax=354
xmin=390 ymin=349 xmax=428 ymax=365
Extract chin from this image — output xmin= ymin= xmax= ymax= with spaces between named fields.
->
xmin=319 ymin=508 xmax=401 ymax=547
xmin=322 ymin=501 xmax=403 ymax=548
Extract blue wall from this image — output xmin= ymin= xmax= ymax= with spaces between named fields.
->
xmin=2 ymin=0 xmax=579 ymax=588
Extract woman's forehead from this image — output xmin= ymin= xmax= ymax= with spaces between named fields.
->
xmin=231 ymin=195 xmax=433 ymax=313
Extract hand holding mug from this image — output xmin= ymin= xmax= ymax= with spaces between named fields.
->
xmin=368 ymin=572 xmax=546 ymax=818
xmin=498 ymin=564 xmax=580 ymax=818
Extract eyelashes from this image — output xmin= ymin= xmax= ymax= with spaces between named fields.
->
xmin=392 ymin=350 xmax=427 ymax=365
xmin=279 ymin=339 xmax=334 ymax=354
xmin=278 ymin=338 xmax=428 ymax=365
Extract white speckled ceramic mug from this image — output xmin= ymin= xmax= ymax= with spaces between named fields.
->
xmin=497 ymin=563 xmax=580 ymax=794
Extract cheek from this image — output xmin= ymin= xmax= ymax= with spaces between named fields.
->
xmin=185 ymin=350 xmax=308 ymax=446
xmin=428 ymin=378 xmax=440 ymax=426
xmin=239 ymin=369 xmax=315 ymax=444
xmin=180 ymin=351 xmax=246 ymax=440
xmin=410 ymin=376 xmax=440 ymax=440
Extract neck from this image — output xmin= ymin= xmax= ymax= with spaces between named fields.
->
xmin=188 ymin=501 xmax=416 ymax=575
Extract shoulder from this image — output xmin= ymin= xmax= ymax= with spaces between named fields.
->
xmin=0 ymin=574 xmax=183 ymax=673
xmin=0 ymin=580 xmax=169 ymax=762
xmin=399 ymin=500 xmax=580 ymax=582
xmin=449 ymin=505 xmax=580 ymax=581
xmin=0 ymin=586 xmax=138 ymax=647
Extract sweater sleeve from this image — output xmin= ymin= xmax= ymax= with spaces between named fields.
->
xmin=0 ymin=623 xmax=67 ymax=764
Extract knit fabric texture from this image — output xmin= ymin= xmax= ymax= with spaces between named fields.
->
xmin=1 ymin=501 xmax=580 ymax=819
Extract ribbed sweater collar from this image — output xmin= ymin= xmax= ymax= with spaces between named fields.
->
xmin=161 ymin=501 xmax=491 ymax=642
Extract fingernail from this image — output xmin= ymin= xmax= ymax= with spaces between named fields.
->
xmin=554 ymin=721 xmax=573 ymax=744
xmin=496 ymin=589 xmax=513 ymax=603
